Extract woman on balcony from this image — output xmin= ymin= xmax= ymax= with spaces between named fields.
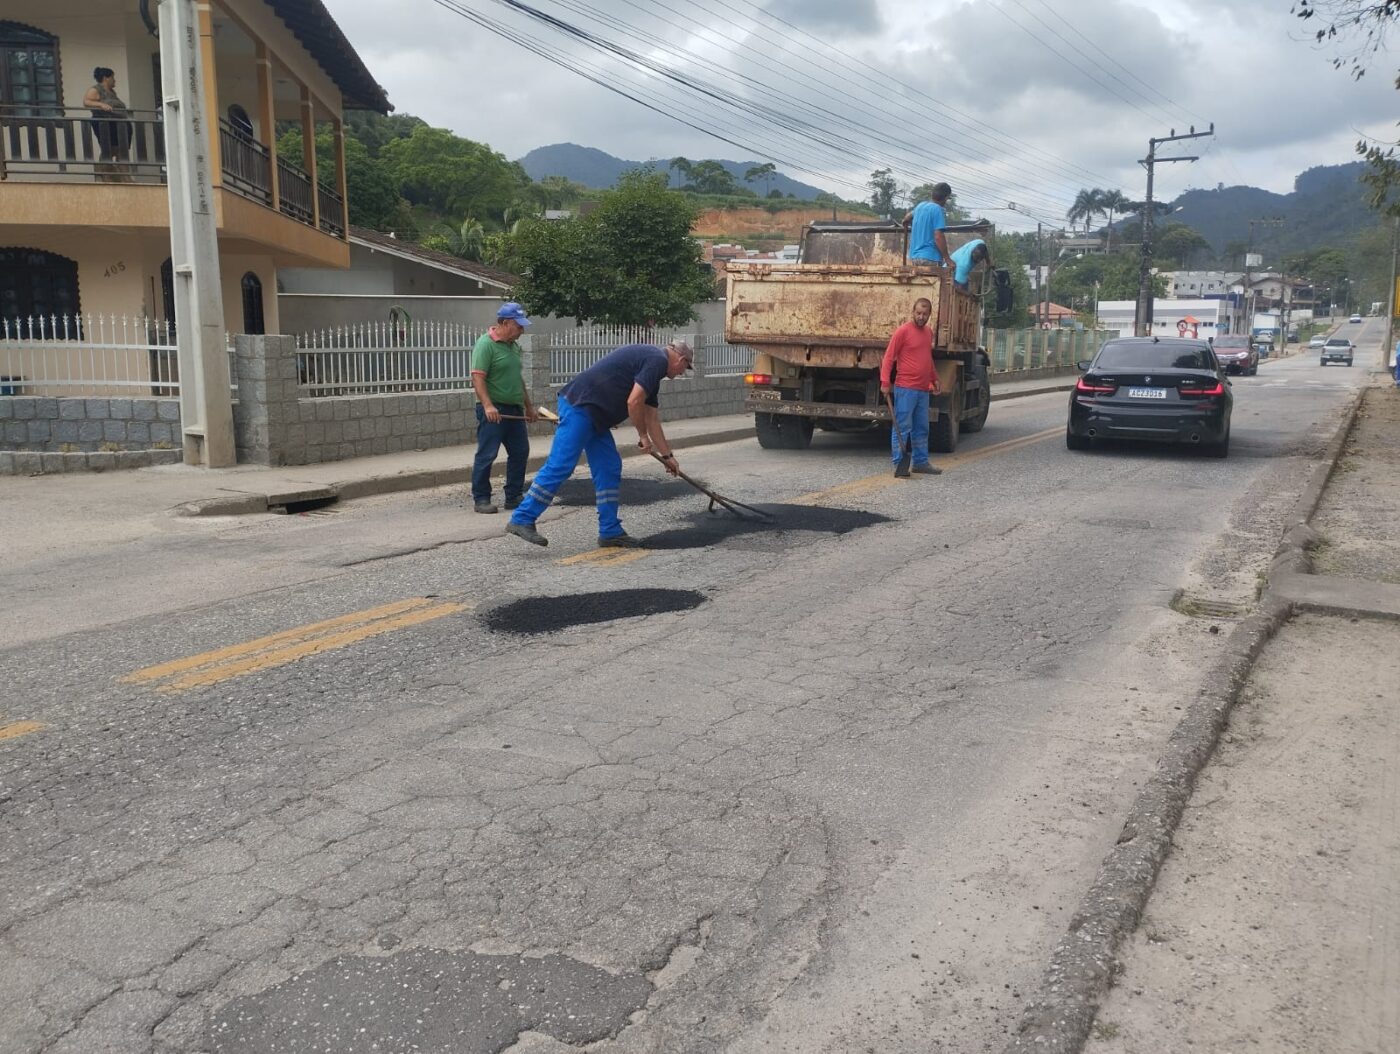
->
xmin=84 ymin=67 xmax=132 ymax=183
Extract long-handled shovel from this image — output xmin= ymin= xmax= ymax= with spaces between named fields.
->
xmin=649 ymin=452 xmax=774 ymax=522
xmin=885 ymin=392 xmax=912 ymax=477
xmin=496 ymin=406 xmax=560 ymax=423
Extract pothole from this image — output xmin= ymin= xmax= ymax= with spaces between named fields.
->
xmin=638 ymin=503 xmax=890 ymax=551
xmin=482 ymin=588 xmax=706 ymax=636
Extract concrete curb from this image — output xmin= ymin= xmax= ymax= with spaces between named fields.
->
xmin=1003 ymin=385 xmax=1367 ymax=1053
xmin=176 ymin=378 xmax=1075 ymax=517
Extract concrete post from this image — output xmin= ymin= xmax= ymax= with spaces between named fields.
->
xmin=231 ymin=334 xmax=300 ymax=464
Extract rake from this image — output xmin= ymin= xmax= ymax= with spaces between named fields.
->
xmin=649 ymin=452 xmax=774 ymax=522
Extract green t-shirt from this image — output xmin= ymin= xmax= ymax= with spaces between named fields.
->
xmin=470 ymin=332 xmax=526 ymax=407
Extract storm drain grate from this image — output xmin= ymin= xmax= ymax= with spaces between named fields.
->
xmin=1171 ymin=592 xmax=1248 ymax=620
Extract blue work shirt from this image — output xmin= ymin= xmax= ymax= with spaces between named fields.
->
xmin=908 ymin=201 xmax=947 ymax=264
xmin=950 ymin=238 xmax=986 ymax=285
xmin=560 ymin=343 xmax=669 ymax=431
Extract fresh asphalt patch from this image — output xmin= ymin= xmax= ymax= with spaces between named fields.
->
xmin=209 ymin=947 xmax=651 ymax=1053
xmin=552 ymin=476 xmax=692 ymax=507
xmin=482 ymin=588 xmax=707 ymax=636
xmin=638 ymin=503 xmax=891 ymax=551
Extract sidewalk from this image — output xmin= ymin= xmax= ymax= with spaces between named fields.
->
xmin=0 ymin=371 xmax=1077 ymax=519
xmin=1073 ymin=375 xmax=1400 ymax=1054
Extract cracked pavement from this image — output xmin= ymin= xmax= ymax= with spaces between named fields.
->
xmin=0 ymin=355 xmax=1367 ymax=1053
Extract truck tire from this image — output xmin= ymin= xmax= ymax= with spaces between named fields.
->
xmin=960 ymin=364 xmax=990 ymax=433
xmin=782 ymin=416 xmax=815 ymax=449
xmin=754 ymin=412 xmax=814 ymax=450
xmin=930 ymin=378 xmax=961 ymax=454
xmin=755 ymin=412 xmax=786 ymax=450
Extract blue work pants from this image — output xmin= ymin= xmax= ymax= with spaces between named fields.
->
xmin=472 ymin=402 xmax=529 ymax=505
xmin=509 ymin=397 xmax=624 ymax=538
xmin=890 ymin=385 xmax=931 ymax=466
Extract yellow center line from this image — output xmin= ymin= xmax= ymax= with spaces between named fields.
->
xmin=121 ymin=597 xmax=438 ymax=685
xmin=158 ymin=602 xmax=467 ymax=692
xmin=0 ymin=720 xmax=44 ymax=743
xmin=793 ymin=427 xmax=1061 ymax=506
xmin=557 ymin=547 xmax=652 ymax=567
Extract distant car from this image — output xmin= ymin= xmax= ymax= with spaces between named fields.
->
xmin=1349 ymin=313 xmax=1363 ymax=323
xmin=1067 ymin=337 xmax=1232 ymax=457
xmin=1321 ymin=337 xmax=1354 ymax=366
xmin=1252 ymin=339 xmax=1273 ymax=359
xmin=1308 ymin=335 xmax=1328 ymax=350
xmin=1211 ymin=335 xmax=1258 ymax=376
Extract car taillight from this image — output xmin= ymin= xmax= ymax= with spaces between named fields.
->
xmin=1075 ymin=376 xmax=1116 ymax=395
xmin=745 ymin=373 xmax=775 ymax=386
xmin=1180 ymin=381 xmax=1224 ymax=398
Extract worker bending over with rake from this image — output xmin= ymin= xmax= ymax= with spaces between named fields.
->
xmin=506 ymin=341 xmax=693 ymax=549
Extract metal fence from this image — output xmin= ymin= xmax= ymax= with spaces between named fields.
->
xmin=698 ymin=334 xmax=753 ymax=377
xmin=548 ymin=325 xmax=689 ymax=385
xmin=985 ymin=328 xmax=1119 ymax=372
xmin=0 ymin=314 xmax=235 ymax=397
xmin=296 ymin=319 xmax=484 ymax=397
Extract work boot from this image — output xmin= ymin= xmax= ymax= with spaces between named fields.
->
xmin=474 ymin=501 xmax=498 ymax=514
xmin=911 ymin=463 xmax=943 ymax=475
xmin=598 ymin=533 xmax=642 ymax=549
xmin=506 ymin=522 xmax=548 ymax=547
xmin=503 ymin=497 xmax=522 ymax=510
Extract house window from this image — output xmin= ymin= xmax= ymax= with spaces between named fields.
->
xmin=0 ymin=22 xmax=61 ymax=115
xmin=0 ymin=247 xmax=79 ymax=325
xmin=227 ymin=103 xmax=254 ymax=139
xmin=241 ymin=272 xmax=265 ymax=334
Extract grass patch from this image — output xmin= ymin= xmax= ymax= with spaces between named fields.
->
xmin=1092 ymin=1021 xmax=1122 ymax=1040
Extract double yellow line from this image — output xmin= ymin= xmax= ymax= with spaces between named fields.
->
xmin=122 ymin=596 xmax=467 ymax=692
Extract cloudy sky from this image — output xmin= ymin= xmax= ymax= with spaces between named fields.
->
xmin=326 ymin=0 xmax=1397 ymax=231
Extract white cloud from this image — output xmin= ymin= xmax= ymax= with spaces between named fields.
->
xmin=323 ymin=0 xmax=1398 ymax=229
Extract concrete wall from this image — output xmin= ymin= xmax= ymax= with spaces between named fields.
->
xmin=0 ymin=395 xmax=184 ymax=474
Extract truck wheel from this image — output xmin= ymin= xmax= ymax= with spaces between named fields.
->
xmin=930 ymin=382 xmax=960 ymax=454
xmin=782 ymin=416 xmax=814 ymax=450
xmin=755 ymin=413 xmax=786 ymax=450
xmin=960 ymin=364 xmax=990 ymax=433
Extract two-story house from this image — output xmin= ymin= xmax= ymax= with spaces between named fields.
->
xmin=0 ymin=0 xmax=389 ymax=342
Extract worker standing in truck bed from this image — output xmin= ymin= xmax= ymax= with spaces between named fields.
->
xmin=902 ymin=183 xmax=952 ymax=268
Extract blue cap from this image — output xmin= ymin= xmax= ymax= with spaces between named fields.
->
xmin=497 ymin=302 xmax=531 ymax=327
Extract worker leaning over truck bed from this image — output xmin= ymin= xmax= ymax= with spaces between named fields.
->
xmin=880 ymin=298 xmax=943 ymax=476
xmin=902 ymin=182 xmax=953 ymax=267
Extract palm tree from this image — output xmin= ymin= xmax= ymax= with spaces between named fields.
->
xmin=1099 ymin=189 xmax=1129 ymax=250
xmin=437 ymin=217 xmax=485 ymax=261
xmin=1067 ymin=188 xmax=1104 ymax=234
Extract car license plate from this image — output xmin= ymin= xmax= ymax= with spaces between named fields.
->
xmin=1127 ymin=387 xmax=1167 ymax=399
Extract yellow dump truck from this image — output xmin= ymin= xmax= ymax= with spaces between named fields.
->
xmin=726 ymin=221 xmax=1005 ymax=452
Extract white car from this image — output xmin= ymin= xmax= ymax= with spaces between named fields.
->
xmin=1308 ymin=335 xmax=1327 ymax=350
xmin=1349 ymin=313 xmax=1363 ymax=323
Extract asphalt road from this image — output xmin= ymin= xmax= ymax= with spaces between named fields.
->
xmin=0 ymin=346 xmax=1369 ymax=1054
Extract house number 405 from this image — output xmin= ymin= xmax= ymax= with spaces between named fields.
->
xmin=104 ymin=262 xmax=127 ymax=278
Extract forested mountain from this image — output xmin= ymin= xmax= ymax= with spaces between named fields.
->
xmin=517 ymin=143 xmax=825 ymax=199
xmin=1167 ymin=162 xmax=1378 ymax=258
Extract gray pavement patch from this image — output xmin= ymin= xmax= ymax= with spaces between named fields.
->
xmin=482 ymin=589 xmax=706 ymax=636
xmin=207 ymin=947 xmax=651 ymax=1053
xmin=639 ymin=504 xmax=890 ymax=551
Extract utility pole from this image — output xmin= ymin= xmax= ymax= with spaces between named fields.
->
xmin=1387 ymin=216 xmax=1398 ymax=369
xmin=1035 ymin=222 xmax=1044 ymax=329
xmin=162 ymin=0 xmax=235 ymax=467
xmin=1135 ymin=124 xmax=1213 ymax=336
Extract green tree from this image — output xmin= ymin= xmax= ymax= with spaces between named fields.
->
xmin=744 ymin=162 xmax=777 ymax=198
xmin=343 ymin=111 xmax=429 ymax=158
xmin=1295 ymin=0 xmax=1400 ymax=214
xmin=1152 ymin=223 xmax=1212 ymax=267
xmin=670 ymin=157 xmax=741 ymax=195
xmin=1067 ymin=188 xmax=1105 ymax=233
xmin=868 ymin=168 xmax=898 ymax=217
xmin=379 ymin=126 xmax=527 ymax=220
xmin=276 ymin=128 xmax=409 ymax=231
xmin=1099 ymin=189 xmax=1130 ymax=249
xmin=424 ymin=217 xmax=487 ymax=261
xmin=512 ymin=170 xmax=713 ymax=326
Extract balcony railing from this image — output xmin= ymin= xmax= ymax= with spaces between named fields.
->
xmin=1 ymin=105 xmax=343 ymax=241
xmin=218 ymin=118 xmax=272 ymax=206
xmin=0 ymin=105 xmax=165 ymax=182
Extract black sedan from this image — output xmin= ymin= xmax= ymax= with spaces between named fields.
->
xmin=1067 ymin=337 xmax=1233 ymax=457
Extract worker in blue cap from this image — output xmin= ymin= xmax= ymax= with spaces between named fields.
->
xmin=469 ymin=302 xmax=537 ymax=513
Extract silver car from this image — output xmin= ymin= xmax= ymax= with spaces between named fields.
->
xmin=1320 ymin=337 xmax=1354 ymax=366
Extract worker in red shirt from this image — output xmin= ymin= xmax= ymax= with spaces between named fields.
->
xmin=880 ymin=297 xmax=943 ymax=475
